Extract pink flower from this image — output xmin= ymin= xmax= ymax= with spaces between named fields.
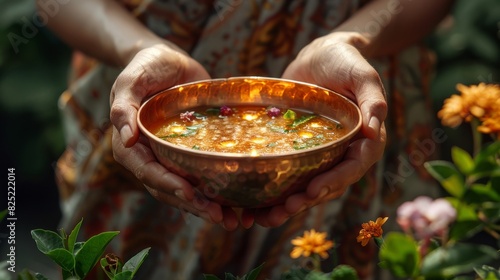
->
xmin=219 ymin=106 xmax=233 ymax=116
xmin=397 ymin=196 xmax=456 ymax=240
xmin=180 ymin=111 xmax=195 ymax=122
xmin=267 ymin=107 xmax=281 ymax=118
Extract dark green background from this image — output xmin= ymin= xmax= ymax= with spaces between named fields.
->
xmin=0 ymin=0 xmax=499 ymax=277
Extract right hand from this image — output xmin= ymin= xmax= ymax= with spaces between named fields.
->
xmin=109 ymin=44 xmax=243 ymax=230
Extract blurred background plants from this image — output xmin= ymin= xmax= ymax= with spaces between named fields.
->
xmin=0 ymin=0 xmax=499 ymax=277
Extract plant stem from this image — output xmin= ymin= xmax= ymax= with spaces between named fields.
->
xmin=311 ymin=254 xmax=321 ymax=272
xmin=471 ymin=118 xmax=482 ymax=157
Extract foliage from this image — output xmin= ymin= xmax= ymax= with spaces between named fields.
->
xmin=17 ymin=219 xmax=150 ymax=280
xmin=377 ymin=83 xmax=500 ymax=279
xmin=203 ymin=263 xmax=264 ymax=280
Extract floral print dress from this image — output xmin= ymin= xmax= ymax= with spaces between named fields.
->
xmin=55 ymin=0 xmax=441 ymax=279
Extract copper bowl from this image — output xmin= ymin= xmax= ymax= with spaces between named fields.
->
xmin=137 ymin=77 xmax=361 ymax=208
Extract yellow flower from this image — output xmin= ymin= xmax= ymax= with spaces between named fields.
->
xmin=357 ymin=217 xmax=388 ymax=247
xmin=290 ymin=229 xmax=334 ymax=259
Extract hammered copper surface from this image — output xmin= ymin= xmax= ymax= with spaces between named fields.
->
xmin=138 ymin=77 xmax=362 ymax=208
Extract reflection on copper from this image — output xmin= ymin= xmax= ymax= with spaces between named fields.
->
xmin=137 ymin=77 xmax=362 ymax=208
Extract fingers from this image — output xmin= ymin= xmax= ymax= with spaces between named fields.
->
xmin=109 ymin=44 xmax=210 ymax=148
xmin=307 ymin=123 xmax=386 ymax=199
xmin=282 ymin=37 xmax=387 ymax=142
xmin=240 ymin=209 xmax=255 ymax=229
xmin=253 ymin=205 xmax=289 ymax=228
xmin=348 ymin=61 xmax=387 ymax=140
xmin=311 ymin=43 xmax=387 ymax=141
xmin=112 ymin=127 xmax=195 ymax=197
xmin=113 ymin=126 xmax=242 ymax=227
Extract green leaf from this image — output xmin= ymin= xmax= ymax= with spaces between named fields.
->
xmin=279 ymin=267 xmax=310 ymax=279
xmin=421 ymin=243 xmax=499 ymax=277
xmin=31 ymin=229 xmax=65 ymax=254
xmin=474 ymin=141 xmax=500 ymax=164
xmin=474 ymin=265 xmax=500 ymax=280
xmin=34 ymin=274 xmax=50 ymax=280
xmin=289 ymin=115 xmax=316 ymax=128
xmin=446 ymin=197 xmax=482 ymax=241
xmin=378 ymin=232 xmax=419 ymax=278
xmin=205 ymin=108 xmax=220 ymax=116
xmin=68 ymin=219 xmax=83 ymax=253
xmin=481 ymin=202 xmax=500 ymax=222
xmin=223 ymin=272 xmax=238 ymax=280
xmin=100 ymin=258 xmax=116 ymax=280
xmin=303 ymin=270 xmax=329 ymax=280
xmin=448 ymin=220 xmax=483 ymax=241
xmin=73 ymin=242 xmax=84 ymax=255
xmin=471 ymin=142 xmax=500 ymax=179
xmin=447 ymin=197 xmax=478 ymax=221
xmin=62 ymin=270 xmax=74 ymax=280
xmin=16 ymin=269 xmax=36 ymax=280
xmin=424 ymin=161 xmax=466 ymax=197
xmin=112 ymin=270 xmax=133 ymax=280
xmin=470 ymin=161 xmax=500 ymax=182
xmin=16 ymin=270 xmax=51 ymax=280
xmin=46 ymin=248 xmax=75 ymax=272
xmin=330 ymin=265 xmax=359 ymax=280
xmin=74 ymin=231 xmax=119 ymax=279
xmin=194 ymin=112 xmax=207 ymax=119
xmin=464 ymin=184 xmax=500 ymax=204
xmin=451 ymin=146 xmax=474 ymax=174
xmin=242 ymin=263 xmax=264 ymax=280
xmin=283 ymin=109 xmax=296 ymax=120
xmin=490 ymin=177 xmax=500 ymax=194
xmin=122 ymin=247 xmax=150 ymax=278
xmin=0 ymin=209 xmax=7 ymax=221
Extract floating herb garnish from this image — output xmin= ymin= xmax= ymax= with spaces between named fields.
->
xmin=266 ymin=121 xmax=297 ymax=134
xmin=194 ymin=112 xmax=207 ymax=120
xmin=289 ymin=115 xmax=316 ymax=128
xmin=283 ymin=109 xmax=296 ymax=120
xmin=205 ymin=108 xmax=220 ymax=116
xmin=161 ymin=124 xmax=203 ymax=138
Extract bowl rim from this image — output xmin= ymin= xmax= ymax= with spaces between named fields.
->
xmin=137 ymin=76 xmax=362 ymax=159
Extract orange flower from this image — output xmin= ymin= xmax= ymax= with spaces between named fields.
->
xmin=438 ymin=83 xmax=500 ymax=135
xmin=437 ymin=94 xmax=466 ymax=127
xmin=290 ymin=229 xmax=334 ymax=259
xmin=478 ymin=107 xmax=500 ymax=137
xmin=357 ymin=217 xmax=388 ymax=246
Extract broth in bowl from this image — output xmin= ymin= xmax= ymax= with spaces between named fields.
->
xmin=153 ymin=105 xmax=347 ymax=155
xmin=137 ymin=77 xmax=362 ymax=207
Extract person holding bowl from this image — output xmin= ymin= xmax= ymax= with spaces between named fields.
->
xmin=39 ymin=0 xmax=453 ymax=278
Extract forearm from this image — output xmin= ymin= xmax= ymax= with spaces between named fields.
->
xmin=36 ymin=0 xmax=163 ymax=67
xmin=334 ymin=0 xmax=454 ymax=58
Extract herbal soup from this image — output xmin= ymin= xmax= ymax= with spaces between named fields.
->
xmin=153 ymin=105 xmax=347 ymax=155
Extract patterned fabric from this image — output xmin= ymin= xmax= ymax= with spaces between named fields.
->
xmin=56 ymin=1 xmax=441 ymax=279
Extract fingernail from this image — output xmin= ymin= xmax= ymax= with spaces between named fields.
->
xmin=174 ymin=189 xmax=187 ymax=201
xmin=319 ymin=187 xmax=329 ymax=198
xmin=368 ymin=116 xmax=380 ymax=138
xmin=120 ymin=125 xmax=133 ymax=144
xmin=296 ymin=205 xmax=307 ymax=214
xmin=220 ymin=221 xmax=228 ymax=231
xmin=199 ymin=212 xmax=212 ymax=222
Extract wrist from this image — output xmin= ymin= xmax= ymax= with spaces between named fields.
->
xmin=324 ymin=31 xmax=374 ymax=58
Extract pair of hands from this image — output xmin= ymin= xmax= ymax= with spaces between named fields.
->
xmin=110 ymin=32 xmax=387 ymax=231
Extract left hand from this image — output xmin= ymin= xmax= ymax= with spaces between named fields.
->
xmin=246 ymin=32 xmax=388 ymax=227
